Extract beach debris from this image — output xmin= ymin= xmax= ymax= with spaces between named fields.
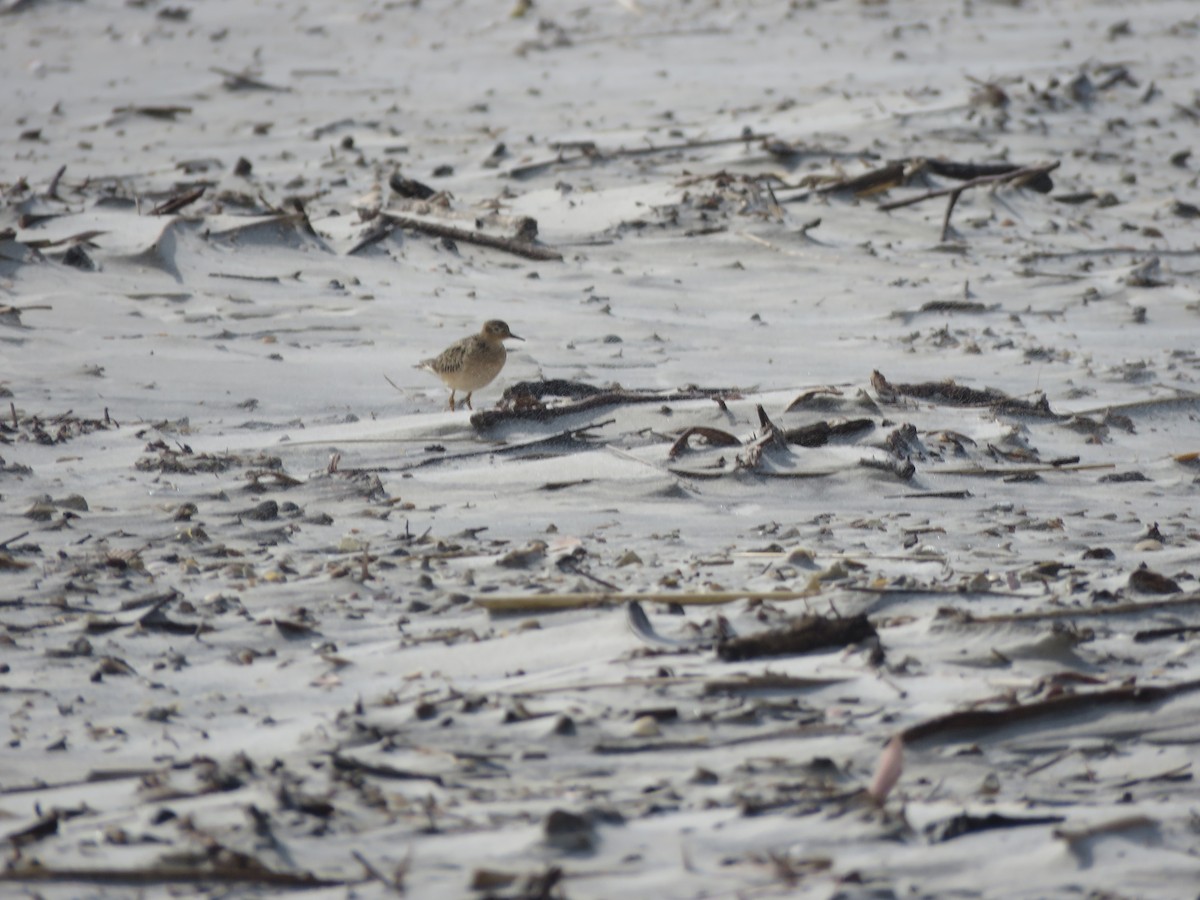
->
xmin=212 ymin=66 xmax=290 ymax=92
xmin=505 ymin=131 xmax=770 ymax=180
xmin=150 ymin=186 xmax=206 ymax=216
xmin=667 ymin=425 xmax=741 ymax=459
xmin=542 ymin=809 xmax=599 ymax=853
xmin=926 ymin=811 xmax=1065 ymax=843
xmin=867 ymin=736 xmax=904 ymax=804
xmin=716 ymin=613 xmax=877 ymax=662
xmin=626 ymin=600 xmax=731 ymax=649
xmin=473 ymin=381 xmax=737 ymax=427
xmin=871 ymin=370 xmax=1058 ymax=417
xmin=1127 ymin=564 xmax=1181 ymax=594
xmin=876 ymin=160 xmax=1060 ymax=241
xmin=902 ymin=678 xmax=1200 ymax=746
xmin=349 ymin=211 xmax=561 ymax=261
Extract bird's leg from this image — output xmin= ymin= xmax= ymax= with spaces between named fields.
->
xmin=464 ymin=393 xmax=474 ymax=410
xmin=448 ymin=391 xmax=457 ymax=412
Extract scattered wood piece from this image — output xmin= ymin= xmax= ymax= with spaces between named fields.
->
xmin=717 ymin=613 xmax=876 ymax=662
xmin=21 ymin=229 xmax=107 ymax=250
xmin=471 ymin=383 xmax=736 ymax=428
xmin=1128 ymin=565 xmax=1181 ymax=594
xmin=397 ymin=421 xmax=611 ymax=471
xmin=784 ymin=418 xmax=875 ymax=447
xmin=878 ymin=161 xmax=1060 ymax=242
xmin=375 ymin=212 xmax=561 ymax=261
xmin=1054 ymin=815 xmax=1159 ymax=848
xmin=871 ymin=370 xmax=998 ymax=406
xmin=814 ymin=161 xmax=907 ymax=198
xmin=108 ymin=104 xmax=192 ymax=122
xmin=626 ymin=600 xmax=729 ymax=649
xmin=0 ymin=865 xmax=352 ymax=888
xmin=933 ymin=462 xmax=1115 ymax=477
xmin=667 ymin=426 xmax=741 ymax=459
xmin=212 ymin=66 xmax=291 ymax=92
xmin=1133 ymin=624 xmax=1200 ymax=643
xmin=942 ymin=591 xmax=1200 ymax=625
xmin=928 ymin=811 xmax=1065 ymax=843
xmin=150 ymin=186 xmax=206 ymax=216
xmin=45 ymin=164 xmax=66 ymax=201
xmin=477 ymin=588 xmax=819 ymax=614
xmin=329 ymin=752 xmax=445 ymax=786
xmin=784 ymin=386 xmax=845 ymax=412
xmin=923 ymin=159 xmax=1055 ymax=194
xmin=506 ymin=131 xmax=772 ymax=179
xmin=871 ymin=370 xmax=1059 ymax=417
xmin=902 ymin=678 xmax=1200 ymax=745
xmin=701 ymin=673 xmax=851 ymax=694
xmin=1019 ymin=246 xmax=1200 ymax=262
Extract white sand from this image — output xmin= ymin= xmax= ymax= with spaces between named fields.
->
xmin=3 ymin=0 xmax=1200 ymax=896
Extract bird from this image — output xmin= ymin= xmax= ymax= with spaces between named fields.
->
xmin=417 ymin=320 xmax=523 ymax=411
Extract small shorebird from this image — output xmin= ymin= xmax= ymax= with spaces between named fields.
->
xmin=418 ymin=320 xmax=523 ymax=411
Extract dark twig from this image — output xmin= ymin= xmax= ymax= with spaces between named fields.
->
xmin=0 ymin=865 xmax=351 ymax=888
xmin=45 ymin=164 xmax=66 ymax=201
xmin=150 ymin=187 xmax=206 ymax=216
xmin=878 ymin=161 xmax=1061 ymax=242
xmin=902 ymin=678 xmax=1200 ymax=745
xmin=472 ymin=384 xmax=735 ymax=429
xmin=397 ymin=421 xmax=613 ymax=471
xmin=506 ymin=131 xmax=771 ymax=179
xmin=379 ymin=213 xmax=562 ymax=261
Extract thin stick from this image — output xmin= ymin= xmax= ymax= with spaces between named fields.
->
xmin=947 ymin=590 xmax=1200 ymax=624
xmin=1020 ymin=246 xmax=1200 ymax=261
xmin=0 ymin=866 xmax=351 ymax=888
xmin=476 ymin=588 xmax=819 ymax=612
xmin=931 ymin=462 xmax=1114 ymax=477
xmin=879 ymin=161 xmax=1061 ymax=213
xmin=380 ymin=213 xmax=562 ymax=261
xmin=506 ymin=131 xmax=770 ymax=179
xmin=1069 ymin=389 xmax=1200 ymax=419
xmin=46 ymin=164 xmax=66 ymax=200
xmin=903 ymin=678 xmax=1200 ymax=745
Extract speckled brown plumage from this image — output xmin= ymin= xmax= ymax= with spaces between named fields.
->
xmin=418 ymin=320 xmax=523 ymax=411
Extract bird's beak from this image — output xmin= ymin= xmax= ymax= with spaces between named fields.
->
xmin=509 ymin=332 xmax=525 ymax=341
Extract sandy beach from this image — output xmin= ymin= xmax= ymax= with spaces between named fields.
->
xmin=3 ymin=0 xmax=1200 ymax=896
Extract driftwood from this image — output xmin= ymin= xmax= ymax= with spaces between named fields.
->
xmin=941 ymin=590 xmax=1200 ymax=625
xmin=397 ymin=421 xmax=611 ymax=472
xmin=349 ymin=213 xmax=562 ymax=261
xmin=871 ymin=370 xmax=1060 ymax=417
xmin=505 ymin=131 xmax=772 ymax=180
xmin=0 ymin=866 xmax=351 ymax=889
xmin=785 ymin=418 xmax=875 ymax=447
xmin=668 ymin=426 xmax=742 ymax=460
xmin=902 ymin=678 xmax=1200 ymax=745
xmin=878 ymin=161 xmax=1061 ymax=242
xmin=812 ymin=161 xmax=907 ymax=198
xmin=477 ymin=588 xmax=820 ymax=614
xmin=626 ymin=600 xmax=727 ymax=650
xmin=717 ymin=613 xmax=877 ymax=662
xmin=783 ymin=158 xmax=1055 ymax=205
xmin=330 ymin=751 xmax=445 ymax=786
xmin=923 ymin=159 xmax=1055 ymax=193
xmin=471 ymin=382 xmax=736 ymax=429
xmin=150 ymin=186 xmax=206 ymax=216
xmin=667 ymin=415 xmax=873 ymax=458
xmin=928 ymin=812 xmax=1066 ymax=844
